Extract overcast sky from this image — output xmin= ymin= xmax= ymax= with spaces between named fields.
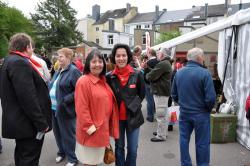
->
xmin=2 ymin=0 xmax=250 ymax=19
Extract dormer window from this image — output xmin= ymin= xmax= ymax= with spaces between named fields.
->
xmin=136 ymin=25 xmax=141 ymax=29
xmin=108 ymin=35 xmax=113 ymax=45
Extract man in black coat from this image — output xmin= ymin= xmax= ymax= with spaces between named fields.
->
xmin=0 ymin=33 xmax=52 ymax=166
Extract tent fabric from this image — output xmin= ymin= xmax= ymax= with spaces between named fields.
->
xmin=151 ymin=8 xmax=250 ymax=51
xmin=218 ymin=23 xmax=250 ymax=149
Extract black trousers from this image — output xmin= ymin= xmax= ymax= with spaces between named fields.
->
xmin=14 ymin=137 xmax=44 ymax=166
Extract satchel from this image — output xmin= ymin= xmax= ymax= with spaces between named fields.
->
xmin=103 ymin=145 xmax=115 ymax=164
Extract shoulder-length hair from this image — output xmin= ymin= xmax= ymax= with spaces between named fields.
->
xmin=84 ymin=48 xmax=106 ymax=76
xmin=110 ymin=43 xmax=133 ymax=64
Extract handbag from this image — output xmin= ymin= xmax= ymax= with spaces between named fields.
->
xmin=127 ymin=95 xmax=142 ymax=113
xmin=103 ymin=145 xmax=115 ymax=164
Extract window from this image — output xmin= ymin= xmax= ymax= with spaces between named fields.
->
xmin=142 ymin=34 xmax=146 ymax=45
xmin=129 ymin=37 xmax=132 ymax=46
xmin=144 ymin=24 xmax=150 ymax=28
xmin=108 ymin=35 xmax=113 ymax=45
xmin=136 ymin=25 xmax=141 ymax=29
xmin=96 ymin=27 xmax=99 ymax=31
xmin=96 ymin=38 xmax=99 ymax=44
xmin=155 ymin=25 xmax=160 ymax=31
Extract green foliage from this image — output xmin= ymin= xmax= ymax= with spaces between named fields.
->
xmin=0 ymin=2 xmax=35 ymax=57
xmin=156 ymin=30 xmax=181 ymax=45
xmin=31 ymin=0 xmax=83 ymax=50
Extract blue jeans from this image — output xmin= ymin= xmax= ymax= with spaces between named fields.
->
xmin=179 ymin=112 xmax=210 ymax=166
xmin=52 ymin=111 xmax=77 ymax=163
xmin=145 ymin=84 xmax=155 ymax=121
xmin=115 ymin=120 xmax=140 ymax=166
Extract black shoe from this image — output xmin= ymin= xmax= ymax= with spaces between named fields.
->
xmin=168 ymin=125 xmax=173 ymax=131
xmin=153 ymin=132 xmax=157 ymax=136
xmin=150 ymin=137 xmax=166 ymax=142
xmin=146 ymin=117 xmax=154 ymax=122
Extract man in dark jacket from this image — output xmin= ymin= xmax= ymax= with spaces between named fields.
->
xmin=146 ymin=47 xmax=172 ymax=142
xmin=172 ymin=48 xmax=216 ymax=166
xmin=0 ymin=33 xmax=52 ymax=166
xmin=143 ymin=48 xmax=159 ymax=122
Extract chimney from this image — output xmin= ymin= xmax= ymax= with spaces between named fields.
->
xmin=109 ymin=18 xmax=115 ymax=31
xmin=92 ymin=4 xmax=100 ymax=21
xmin=204 ymin=3 xmax=208 ymax=19
xmin=155 ymin=5 xmax=159 ymax=19
xmin=126 ymin=3 xmax=131 ymax=12
xmin=225 ymin=0 xmax=231 ymax=10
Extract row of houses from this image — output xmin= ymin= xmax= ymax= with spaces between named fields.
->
xmin=76 ymin=2 xmax=250 ymax=61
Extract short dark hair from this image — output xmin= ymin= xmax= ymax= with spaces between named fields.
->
xmin=110 ymin=43 xmax=132 ymax=64
xmin=9 ymin=33 xmax=32 ymax=52
xmin=149 ymin=48 xmax=156 ymax=57
xmin=84 ymin=48 xmax=106 ymax=76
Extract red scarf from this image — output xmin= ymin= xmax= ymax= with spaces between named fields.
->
xmin=112 ymin=64 xmax=134 ymax=120
xmin=10 ymin=51 xmax=43 ymax=78
xmin=112 ymin=64 xmax=134 ymax=87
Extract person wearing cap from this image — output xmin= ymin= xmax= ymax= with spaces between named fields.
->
xmin=146 ymin=47 xmax=172 ymax=142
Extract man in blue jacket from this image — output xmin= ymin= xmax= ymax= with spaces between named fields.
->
xmin=172 ymin=48 xmax=216 ymax=166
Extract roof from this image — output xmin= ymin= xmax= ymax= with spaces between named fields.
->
xmin=155 ymin=9 xmax=193 ymax=24
xmin=151 ymin=8 xmax=250 ymax=50
xmin=93 ymin=8 xmax=135 ymax=25
xmin=185 ymin=3 xmax=250 ymax=21
xmin=82 ymin=40 xmax=103 ymax=49
xmin=185 ymin=6 xmax=206 ymax=21
xmin=229 ymin=3 xmax=250 ymax=15
xmin=127 ymin=11 xmax=163 ymax=24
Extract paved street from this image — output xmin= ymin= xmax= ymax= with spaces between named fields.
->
xmin=1 ymin=100 xmax=250 ymax=166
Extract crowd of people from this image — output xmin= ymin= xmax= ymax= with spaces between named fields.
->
xmin=0 ymin=33 xmax=217 ymax=166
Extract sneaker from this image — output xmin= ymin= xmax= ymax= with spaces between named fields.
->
xmin=146 ymin=117 xmax=154 ymax=122
xmin=65 ymin=162 xmax=77 ymax=166
xmin=150 ymin=136 xmax=166 ymax=142
xmin=56 ymin=156 xmax=65 ymax=163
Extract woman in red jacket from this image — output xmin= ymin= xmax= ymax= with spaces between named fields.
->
xmin=74 ymin=48 xmax=119 ymax=166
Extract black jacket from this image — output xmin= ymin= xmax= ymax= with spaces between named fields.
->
xmin=0 ymin=54 xmax=52 ymax=139
xmin=106 ymin=69 xmax=145 ymax=131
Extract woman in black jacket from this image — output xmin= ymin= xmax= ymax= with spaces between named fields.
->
xmin=106 ymin=43 xmax=145 ymax=166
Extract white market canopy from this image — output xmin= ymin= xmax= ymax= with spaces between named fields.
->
xmin=151 ymin=8 xmax=250 ymax=50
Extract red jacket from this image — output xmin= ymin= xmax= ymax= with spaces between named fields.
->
xmin=75 ymin=74 xmax=119 ymax=147
xmin=245 ymin=95 xmax=250 ymax=120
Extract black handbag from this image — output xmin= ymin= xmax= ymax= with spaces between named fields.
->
xmin=127 ymin=96 xmax=142 ymax=113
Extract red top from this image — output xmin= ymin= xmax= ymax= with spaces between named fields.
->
xmin=245 ymin=95 xmax=250 ymax=112
xmin=75 ymin=74 xmax=119 ymax=147
xmin=112 ymin=65 xmax=134 ymax=120
xmin=74 ymin=59 xmax=84 ymax=72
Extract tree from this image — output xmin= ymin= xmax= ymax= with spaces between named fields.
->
xmin=31 ymin=0 xmax=83 ymax=50
xmin=156 ymin=30 xmax=181 ymax=45
xmin=0 ymin=1 xmax=35 ymax=57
